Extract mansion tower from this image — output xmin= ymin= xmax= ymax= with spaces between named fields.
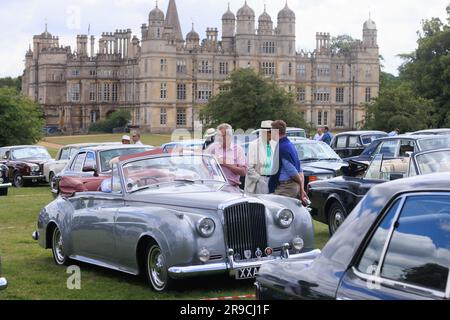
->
xmin=22 ymin=0 xmax=380 ymax=134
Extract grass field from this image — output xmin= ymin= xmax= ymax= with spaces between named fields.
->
xmin=0 ymin=185 xmax=329 ymax=300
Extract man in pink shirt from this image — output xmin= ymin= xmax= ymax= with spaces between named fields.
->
xmin=206 ymin=123 xmax=247 ymax=187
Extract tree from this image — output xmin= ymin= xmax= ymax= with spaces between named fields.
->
xmin=89 ymin=109 xmax=131 ymax=133
xmin=0 ymin=77 xmax=22 ymax=91
xmin=330 ymin=34 xmax=355 ymax=54
xmin=200 ymin=68 xmax=307 ymax=131
xmin=0 ymin=87 xmax=45 ymax=146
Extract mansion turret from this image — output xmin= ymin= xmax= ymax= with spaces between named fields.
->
xmin=22 ymin=0 xmax=380 ymax=134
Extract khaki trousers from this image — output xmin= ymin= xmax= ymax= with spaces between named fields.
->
xmin=274 ymin=181 xmax=300 ymax=199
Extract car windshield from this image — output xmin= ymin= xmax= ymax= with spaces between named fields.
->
xmin=417 ymin=136 xmax=450 ymax=151
xmin=11 ymin=147 xmax=51 ymax=160
xmin=294 ymin=142 xmax=341 ymax=161
xmin=361 ymin=134 xmax=387 ymax=145
xmin=122 ymin=155 xmax=226 ymax=193
xmin=416 ymin=150 xmax=450 ymax=175
xmin=100 ymin=148 xmax=150 ymax=172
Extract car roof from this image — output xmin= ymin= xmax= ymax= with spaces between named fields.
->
xmin=287 ymin=127 xmax=306 ymax=131
xmin=335 ymin=131 xmax=387 ymax=136
xmin=1 ymin=145 xmax=48 ymax=149
xmin=79 ymin=145 xmax=154 ymax=152
xmin=375 ymin=134 xmax=447 ymax=141
xmin=163 ymin=140 xmax=205 ymax=146
xmin=412 ymin=128 xmax=450 ymax=134
xmin=291 ymin=139 xmax=323 ymax=145
xmin=64 ymin=142 xmax=121 ymax=148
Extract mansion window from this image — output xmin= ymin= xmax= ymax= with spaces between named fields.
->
xmin=112 ymin=83 xmax=118 ymax=102
xmin=262 ymin=41 xmax=276 ymax=54
xmin=317 ymin=111 xmax=328 ymax=126
xmin=160 ymin=83 xmax=167 ymax=100
xmin=177 ymin=60 xmax=187 ymax=74
xmin=176 ymin=108 xmax=187 ymax=126
xmin=297 ymin=64 xmax=306 ymax=78
xmin=261 ymin=62 xmax=276 ymax=76
xmin=89 ymin=84 xmax=96 ymax=102
xmin=317 ymin=64 xmax=330 ymax=77
xmin=336 ymin=87 xmax=345 ymax=103
xmin=102 ymin=83 xmax=111 ymax=101
xmin=297 ymin=87 xmax=306 ymax=102
xmin=248 ymin=41 xmax=252 ymax=53
xmin=89 ymin=70 xmax=96 ymax=76
xmin=288 ymin=63 xmax=293 ymax=76
xmin=177 ymin=83 xmax=187 ymax=100
xmin=91 ymin=111 xmax=99 ymax=124
xmin=70 ymin=69 xmax=80 ymax=77
xmin=336 ymin=110 xmax=344 ymax=127
xmin=69 ymin=84 xmax=80 ymax=102
xmin=365 ymin=87 xmax=372 ymax=102
xmin=336 ymin=64 xmax=345 ymax=78
xmin=160 ymin=59 xmax=167 ymax=72
xmin=199 ymin=61 xmax=212 ymax=74
xmin=160 ymin=108 xmax=167 ymax=125
xmin=197 ymin=83 xmax=212 ymax=101
xmin=219 ymin=62 xmax=229 ymax=75
xmin=314 ymin=87 xmax=330 ymax=102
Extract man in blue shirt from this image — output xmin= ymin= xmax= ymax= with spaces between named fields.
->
xmin=321 ymin=126 xmax=333 ymax=146
xmin=269 ymin=120 xmax=308 ymax=203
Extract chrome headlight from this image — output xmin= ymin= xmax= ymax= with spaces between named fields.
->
xmin=292 ymin=237 xmax=304 ymax=251
xmin=275 ymin=209 xmax=294 ymax=229
xmin=198 ymin=248 xmax=211 ymax=263
xmin=197 ymin=218 xmax=216 ymax=238
xmin=30 ymin=165 xmax=40 ymax=172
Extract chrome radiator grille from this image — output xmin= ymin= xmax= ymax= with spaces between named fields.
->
xmin=223 ymin=202 xmax=268 ymax=261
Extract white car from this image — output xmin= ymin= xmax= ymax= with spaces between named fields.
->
xmin=43 ymin=143 xmax=120 ymax=188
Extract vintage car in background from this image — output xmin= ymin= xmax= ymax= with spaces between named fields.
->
xmin=251 ymin=127 xmax=307 ymax=141
xmin=33 ymin=151 xmax=316 ymax=292
xmin=344 ymin=135 xmax=450 ymax=164
xmin=292 ymin=140 xmax=348 ymax=187
xmin=0 ymin=256 xmax=7 ymax=291
xmin=0 ymin=146 xmax=52 ymax=188
xmin=0 ymin=164 xmax=11 ymax=196
xmin=44 ymin=143 xmax=121 ymax=190
xmin=256 ymin=172 xmax=450 ymax=300
xmin=411 ymin=128 xmax=450 ymax=136
xmin=52 ymin=145 xmax=152 ymax=197
xmin=308 ymin=148 xmax=450 ymax=235
xmin=331 ymin=131 xmax=388 ymax=158
xmin=162 ymin=140 xmax=205 ymax=153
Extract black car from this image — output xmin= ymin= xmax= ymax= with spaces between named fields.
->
xmin=0 ymin=164 xmax=10 ymax=196
xmin=256 ymin=172 xmax=450 ymax=300
xmin=345 ymin=134 xmax=450 ymax=164
xmin=331 ymin=131 xmax=387 ymax=158
xmin=292 ymin=140 xmax=348 ymax=187
xmin=308 ymin=148 xmax=450 ymax=235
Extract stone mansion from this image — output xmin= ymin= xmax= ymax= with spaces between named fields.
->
xmin=21 ymin=0 xmax=379 ymax=134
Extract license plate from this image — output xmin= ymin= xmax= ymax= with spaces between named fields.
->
xmin=236 ymin=267 xmax=260 ymax=280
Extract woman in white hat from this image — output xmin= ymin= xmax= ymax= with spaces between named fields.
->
xmin=245 ymin=120 xmax=277 ymax=194
xmin=203 ymin=128 xmax=217 ymax=150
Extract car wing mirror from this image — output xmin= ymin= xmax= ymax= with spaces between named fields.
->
xmin=83 ymin=166 xmax=98 ymax=177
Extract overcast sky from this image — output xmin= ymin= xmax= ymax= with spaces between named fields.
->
xmin=0 ymin=0 xmax=449 ymax=78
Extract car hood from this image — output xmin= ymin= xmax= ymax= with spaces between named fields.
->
xmin=20 ymin=159 xmax=50 ymax=166
xmin=127 ymin=182 xmax=254 ymax=210
xmin=302 ymin=161 xmax=348 ymax=174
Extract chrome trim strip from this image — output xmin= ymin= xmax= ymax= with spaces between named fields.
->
xmin=353 ymin=267 xmax=445 ymax=299
xmin=446 ymin=269 xmax=450 ymax=299
xmin=0 ymin=183 xmax=11 ymax=188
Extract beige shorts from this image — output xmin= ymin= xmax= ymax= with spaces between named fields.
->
xmin=274 ymin=181 xmax=300 ymax=199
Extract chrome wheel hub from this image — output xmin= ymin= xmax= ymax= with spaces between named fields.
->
xmin=149 ymin=248 xmax=167 ymax=290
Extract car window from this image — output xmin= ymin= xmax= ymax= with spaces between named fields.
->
xmin=0 ymin=148 xmax=6 ymax=159
xmin=100 ymin=148 xmax=149 ymax=172
xmin=59 ymin=148 xmax=72 ymax=161
xmin=111 ymin=164 xmax=122 ymax=194
xmin=336 ymin=136 xmax=347 ymax=148
xmin=381 ymin=195 xmax=450 ymax=292
xmin=399 ymin=140 xmax=415 ymax=157
xmin=375 ymin=140 xmax=398 ymax=157
xmin=415 ymin=150 xmax=450 ymax=175
xmin=362 ymin=134 xmax=387 ymax=145
xmin=348 ymin=136 xmax=360 ymax=148
xmin=362 ymin=141 xmax=381 ymax=156
xmin=418 ymin=136 xmax=450 ymax=151
xmin=71 ymin=153 xmax=87 ymax=173
xmin=84 ymin=152 xmax=97 ymax=170
xmin=357 ymin=199 xmax=402 ymax=275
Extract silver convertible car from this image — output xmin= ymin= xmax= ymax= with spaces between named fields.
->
xmin=33 ymin=150 xmax=317 ymax=292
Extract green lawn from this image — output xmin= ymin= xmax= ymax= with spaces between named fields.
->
xmin=0 ymin=186 xmax=329 ymax=300
xmin=43 ymin=134 xmax=172 ymax=147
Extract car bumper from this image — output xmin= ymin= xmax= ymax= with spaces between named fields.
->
xmin=168 ymin=248 xmax=322 ymax=280
xmin=0 ymin=277 xmax=7 ymax=290
xmin=23 ymin=175 xmax=46 ymax=181
xmin=0 ymin=183 xmax=11 ymax=189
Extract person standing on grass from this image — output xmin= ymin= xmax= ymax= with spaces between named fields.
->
xmin=321 ymin=127 xmax=333 ymax=146
xmin=313 ymin=127 xmax=324 ymax=141
xmin=206 ymin=123 xmax=247 ymax=188
xmin=269 ymin=120 xmax=309 ymax=204
xmin=132 ymin=132 xmax=144 ymax=145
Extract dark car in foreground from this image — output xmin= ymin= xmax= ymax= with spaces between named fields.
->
xmin=256 ymin=172 xmax=450 ymax=300
xmin=0 ymin=164 xmax=10 ymax=196
xmin=331 ymin=131 xmax=387 ymax=159
xmin=292 ymin=140 xmax=348 ymax=187
xmin=52 ymin=145 xmax=152 ymax=197
xmin=34 ymin=151 xmax=316 ymax=292
xmin=345 ymin=134 xmax=450 ymax=164
xmin=0 ymin=146 xmax=52 ymax=188
xmin=308 ymin=148 xmax=450 ymax=235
